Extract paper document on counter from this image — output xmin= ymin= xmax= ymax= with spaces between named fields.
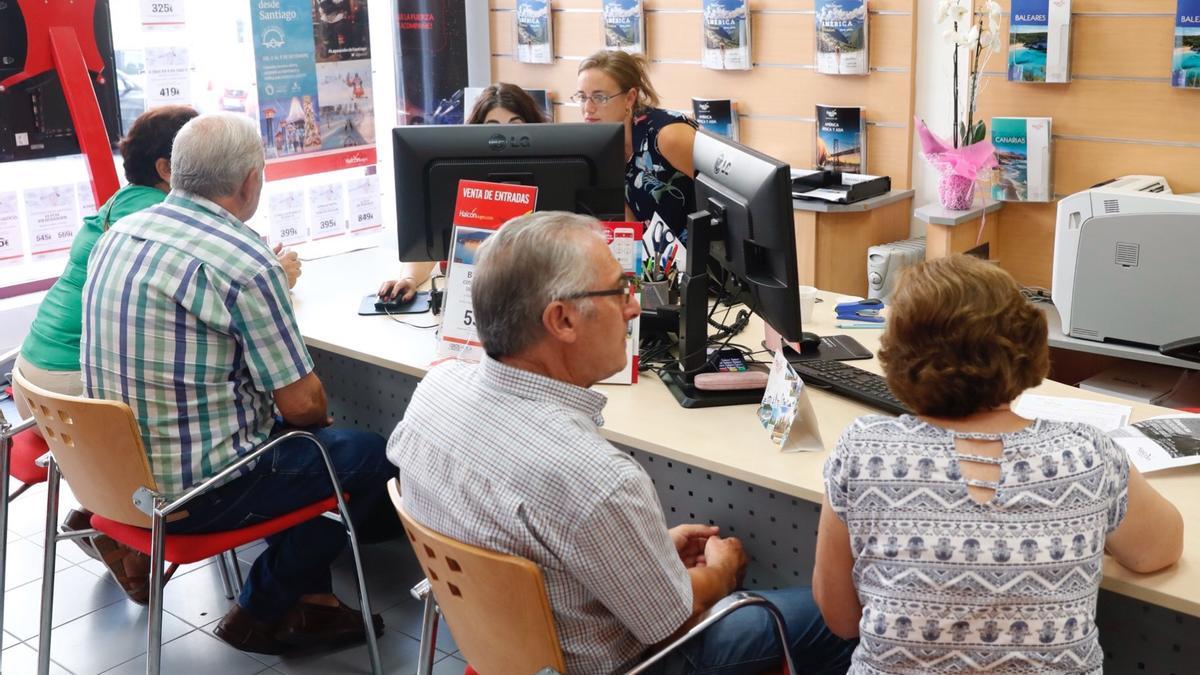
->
xmin=1110 ymin=415 xmax=1200 ymax=473
xmin=1012 ymin=394 xmax=1131 ymax=432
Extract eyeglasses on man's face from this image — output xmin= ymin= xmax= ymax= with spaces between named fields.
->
xmin=568 ymin=90 xmax=628 ymax=106
xmin=562 ymin=274 xmax=638 ymax=303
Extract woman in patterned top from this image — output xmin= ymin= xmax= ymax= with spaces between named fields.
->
xmin=575 ymin=50 xmax=698 ymax=237
xmin=812 ymin=254 xmax=1183 ymax=674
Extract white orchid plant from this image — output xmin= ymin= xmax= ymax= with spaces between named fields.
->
xmin=937 ymin=0 xmax=1003 ymax=148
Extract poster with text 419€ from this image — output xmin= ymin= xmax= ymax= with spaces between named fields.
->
xmin=436 ymin=180 xmax=539 ymax=363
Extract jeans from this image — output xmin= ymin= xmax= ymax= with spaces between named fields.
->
xmin=166 ymin=424 xmax=400 ymax=624
xmin=655 ymin=587 xmax=856 ymax=675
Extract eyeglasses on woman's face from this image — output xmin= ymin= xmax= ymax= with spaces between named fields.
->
xmin=568 ymin=90 xmax=628 ymax=106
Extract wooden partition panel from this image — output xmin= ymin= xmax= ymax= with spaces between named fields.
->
xmin=975 ymin=1 xmax=1200 ymax=289
xmin=487 ymin=0 xmax=918 ymax=189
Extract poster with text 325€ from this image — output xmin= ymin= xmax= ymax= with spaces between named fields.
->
xmin=250 ymin=0 xmax=376 ymax=181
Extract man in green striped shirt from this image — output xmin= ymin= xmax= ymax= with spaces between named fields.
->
xmin=82 ymin=113 xmax=396 ymax=655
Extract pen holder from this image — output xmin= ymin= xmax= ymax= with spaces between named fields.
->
xmin=641 ymin=280 xmax=675 ymax=311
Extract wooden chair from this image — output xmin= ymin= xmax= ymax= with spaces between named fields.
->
xmin=387 ymin=478 xmax=798 ymax=675
xmin=13 ymin=371 xmax=382 ymax=675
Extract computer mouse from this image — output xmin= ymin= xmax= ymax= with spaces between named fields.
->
xmin=799 ymin=332 xmax=822 ymax=354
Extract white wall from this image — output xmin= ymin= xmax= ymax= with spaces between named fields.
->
xmin=911 ymin=0 xmax=955 ymax=235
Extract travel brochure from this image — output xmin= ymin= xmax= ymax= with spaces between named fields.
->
xmin=701 ymin=0 xmax=751 ymax=71
xmin=1111 ymin=415 xmax=1200 ymax=473
xmin=1175 ymin=0 xmax=1200 ymax=89
xmin=692 ymin=98 xmax=740 ymax=141
xmin=815 ymin=0 xmax=869 ymax=76
xmin=758 ymin=349 xmax=823 ymax=452
xmin=515 ymin=0 xmax=554 ymax=64
xmin=1007 ymin=0 xmax=1072 ymax=83
xmin=603 ymin=0 xmax=645 ymax=54
xmin=991 ymin=117 xmax=1053 ymax=202
xmin=814 ymin=104 xmax=866 ymax=173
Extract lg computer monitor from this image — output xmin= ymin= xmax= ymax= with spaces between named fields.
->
xmin=392 ymin=123 xmax=625 ymax=261
xmin=662 ymin=129 xmax=802 ymax=408
xmin=693 ymin=131 xmax=802 ymax=343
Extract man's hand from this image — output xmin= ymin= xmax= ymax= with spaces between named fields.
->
xmin=669 ymin=524 xmax=718 ymax=568
xmin=703 ymin=535 xmax=748 ymax=592
xmin=273 ymin=243 xmax=302 ymax=289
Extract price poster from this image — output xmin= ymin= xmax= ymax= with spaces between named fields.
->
xmin=75 ymin=182 xmax=98 ymax=219
xmin=140 ymin=0 xmax=186 ymax=27
xmin=308 ymin=183 xmax=345 ymax=240
xmin=268 ymin=190 xmax=306 ymax=245
xmin=347 ymin=175 xmax=381 ymax=232
xmin=145 ymin=47 xmax=191 ymax=107
xmin=436 ymin=180 xmax=538 ymax=362
xmin=0 ymin=191 xmax=25 ymax=264
xmin=24 ymin=185 xmax=78 ymax=257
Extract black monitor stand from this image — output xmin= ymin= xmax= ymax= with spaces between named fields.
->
xmin=660 ymin=207 xmax=767 ymax=409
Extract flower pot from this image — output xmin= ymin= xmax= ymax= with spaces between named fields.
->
xmin=937 ymin=173 xmax=976 ymax=210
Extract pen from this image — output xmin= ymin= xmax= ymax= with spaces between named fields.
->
xmin=836 ymin=323 xmax=886 ymax=329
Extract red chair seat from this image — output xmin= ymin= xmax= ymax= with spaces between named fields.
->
xmin=8 ymin=427 xmax=49 ymax=486
xmin=91 ymin=495 xmax=340 ymax=565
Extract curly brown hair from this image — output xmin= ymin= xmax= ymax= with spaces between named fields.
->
xmin=466 ymin=83 xmax=548 ymax=124
xmin=118 ymin=105 xmax=199 ymax=187
xmin=878 ymin=255 xmax=1049 ymax=418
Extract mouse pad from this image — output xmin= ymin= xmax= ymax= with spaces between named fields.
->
xmin=767 ymin=335 xmax=874 ymax=363
xmin=358 ymin=291 xmax=432 ymax=316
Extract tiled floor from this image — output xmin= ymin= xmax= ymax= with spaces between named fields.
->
xmin=0 ymin=467 xmax=465 ymax=675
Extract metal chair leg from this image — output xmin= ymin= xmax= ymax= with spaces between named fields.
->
xmin=36 ymin=459 xmax=62 ymax=675
xmin=215 ymin=553 xmax=235 ymax=600
xmin=225 ymin=549 xmax=243 ymax=594
xmin=416 ymin=589 xmax=440 ymax=675
xmin=0 ymin=429 xmax=12 ymax=675
xmin=146 ymin=501 xmax=167 ymax=675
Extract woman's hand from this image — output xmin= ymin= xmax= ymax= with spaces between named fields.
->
xmin=378 ymin=277 xmax=419 ymax=302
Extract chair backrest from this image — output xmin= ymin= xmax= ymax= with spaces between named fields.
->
xmin=387 ymin=479 xmax=567 ymax=675
xmin=12 ymin=371 xmax=158 ymax=528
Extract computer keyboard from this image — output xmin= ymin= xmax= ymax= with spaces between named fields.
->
xmin=790 ymin=358 xmax=912 ymax=416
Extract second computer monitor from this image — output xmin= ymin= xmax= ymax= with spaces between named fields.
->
xmin=392 ymin=122 xmax=626 ymax=261
xmin=692 ymin=129 xmax=802 ymax=342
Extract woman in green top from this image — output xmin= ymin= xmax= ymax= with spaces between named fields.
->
xmin=15 ymin=105 xmax=301 ymax=416
xmin=14 ymin=106 xmax=199 ymax=415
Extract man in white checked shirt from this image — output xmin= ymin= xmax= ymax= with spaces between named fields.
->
xmin=387 ymin=212 xmax=855 ymax=674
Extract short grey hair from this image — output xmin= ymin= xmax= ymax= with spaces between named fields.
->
xmin=170 ymin=112 xmax=265 ymax=199
xmin=473 ymin=211 xmax=605 ymax=358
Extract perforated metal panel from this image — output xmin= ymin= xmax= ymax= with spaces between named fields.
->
xmin=620 ymin=445 xmax=821 ymax=590
xmin=311 ymin=348 xmax=417 ymax=437
xmin=315 ymin=349 xmax=1198 ymax=673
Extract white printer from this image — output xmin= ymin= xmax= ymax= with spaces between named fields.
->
xmin=1052 ymin=175 xmax=1200 ymax=349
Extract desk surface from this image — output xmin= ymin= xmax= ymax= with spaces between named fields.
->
xmin=294 ymin=248 xmax=1200 ymax=618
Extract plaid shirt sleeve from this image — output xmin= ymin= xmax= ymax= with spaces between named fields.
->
xmin=229 ymin=265 xmax=313 ymax=392
xmin=567 ymin=467 xmax=694 ymax=645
